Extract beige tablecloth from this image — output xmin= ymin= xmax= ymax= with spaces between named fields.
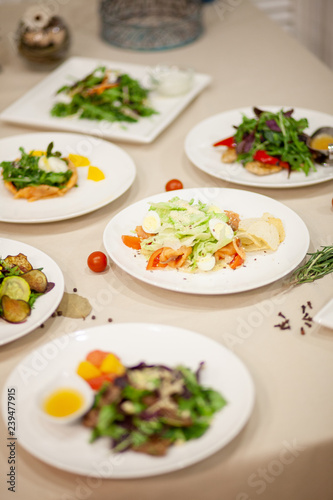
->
xmin=1 ymin=1 xmax=333 ymax=499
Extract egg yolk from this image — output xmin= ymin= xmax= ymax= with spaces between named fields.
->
xmin=43 ymin=388 xmax=84 ymax=417
xmin=68 ymin=154 xmax=91 ymax=167
xmin=87 ymin=166 xmax=105 ymax=182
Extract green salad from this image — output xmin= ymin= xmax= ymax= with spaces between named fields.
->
xmin=82 ymin=360 xmax=227 ymax=456
xmin=135 ymin=197 xmax=238 ymax=272
xmin=51 ymin=66 xmax=157 ymax=123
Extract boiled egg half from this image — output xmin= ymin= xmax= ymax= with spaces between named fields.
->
xmin=197 ymin=254 xmax=216 ymax=272
xmin=209 ymin=218 xmax=234 ymax=241
xmin=39 ymin=372 xmax=94 ymax=424
xmin=142 ymin=211 xmax=161 ymax=234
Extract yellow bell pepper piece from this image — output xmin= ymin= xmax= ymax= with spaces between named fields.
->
xmin=87 ymin=165 xmax=105 ymax=182
xmin=77 ymin=361 xmax=101 ymax=380
xmin=68 ymin=154 xmax=91 ymax=167
xmin=100 ymin=353 xmax=125 ymax=375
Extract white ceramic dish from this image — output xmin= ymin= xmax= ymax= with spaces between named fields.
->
xmin=0 ymin=132 xmax=136 ymax=223
xmin=103 ymin=187 xmax=310 ymax=294
xmin=185 ymin=106 xmax=333 ymax=188
xmin=2 ymin=323 xmax=255 ymax=478
xmin=37 ymin=372 xmax=95 ymax=425
xmin=0 ymin=238 xmax=64 ymax=345
xmin=0 ymin=56 xmax=211 ymax=144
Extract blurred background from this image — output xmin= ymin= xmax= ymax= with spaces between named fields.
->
xmin=0 ymin=0 xmax=332 ymax=70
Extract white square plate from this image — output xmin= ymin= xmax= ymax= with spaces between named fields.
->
xmin=0 ymin=57 xmax=211 ymax=144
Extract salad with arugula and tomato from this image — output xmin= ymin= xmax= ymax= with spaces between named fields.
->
xmin=213 ymin=107 xmax=316 ymax=176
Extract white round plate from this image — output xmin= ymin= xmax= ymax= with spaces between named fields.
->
xmin=2 ymin=323 xmax=255 ymax=478
xmin=0 ymin=132 xmax=136 ymax=223
xmin=103 ymin=187 xmax=309 ymax=294
xmin=0 ymin=238 xmax=64 ymax=345
xmin=185 ymin=106 xmax=333 ymax=188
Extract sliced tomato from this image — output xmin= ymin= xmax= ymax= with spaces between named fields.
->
xmin=86 ymin=373 xmax=115 ymax=391
xmin=86 ymin=349 xmax=110 ymax=369
xmin=229 ymin=254 xmax=244 ymax=270
xmin=146 ymin=248 xmax=168 ymax=270
xmin=122 ymin=235 xmax=141 ymax=250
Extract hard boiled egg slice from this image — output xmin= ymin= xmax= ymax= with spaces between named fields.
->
xmin=209 ymin=218 xmax=234 ymax=241
xmin=142 ymin=211 xmax=161 ymax=234
xmin=197 ymin=254 xmax=216 ymax=272
xmin=38 ymin=155 xmax=68 ymax=173
xmin=38 ymin=372 xmax=94 ymax=425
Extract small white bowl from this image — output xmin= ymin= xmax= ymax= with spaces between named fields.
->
xmin=149 ymin=65 xmax=194 ymax=97
xmin=38 ymin=371 xmax=95 ymax=425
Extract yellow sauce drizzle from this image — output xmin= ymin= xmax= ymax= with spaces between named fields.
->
xmin=43 ymin=388 xmax=84 ymax=417
xmin=311 ymin=134 xmax=333 ymax=150
xmin=87 ymin=165 xmax=105 ymax=182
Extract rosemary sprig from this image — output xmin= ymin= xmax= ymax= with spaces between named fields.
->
xmin=291 ymin=245 xmax=333 ymax=284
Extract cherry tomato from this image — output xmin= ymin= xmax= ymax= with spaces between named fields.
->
xmin=87 ymin=251 xmax=108 ymax=273
xmin=165 ymin=179 xmax=183 ymax=191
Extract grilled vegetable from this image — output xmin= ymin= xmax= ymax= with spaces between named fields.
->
xmin=4 ymin=253 xmax=32 ymax=273
xmin=21 ymin=269 xmax=48 ymax=293
xmin=1 ymin=295 xmax=31 ymax=323
xmin=0 ymin=276 xmax=31 ymax=302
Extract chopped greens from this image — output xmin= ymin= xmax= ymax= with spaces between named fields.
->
xmin=82 ymin=361 xmax=227 ymax=456
xmin=50 ymin=66 xmax=157 ymax=123
xmin=0 ymin=142 xmax=72 ymax=190
xmin=233 ymin=107 xmax=315 ymax=175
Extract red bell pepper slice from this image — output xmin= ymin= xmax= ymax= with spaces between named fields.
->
xmin=146 ymin=248 xmax=168 ymax=270
xmin=213 ymin=136 xmax=236 ymax=148
xmin=253 ymin=150 xmax=289 ymax=169
xmin=229 ymin=254 xmax=244 ymax=270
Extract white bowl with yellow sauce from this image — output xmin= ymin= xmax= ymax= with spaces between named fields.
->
xmin=38 ymin=372 xmax=94 ymax=424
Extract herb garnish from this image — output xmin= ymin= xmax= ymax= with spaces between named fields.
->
xmin=291 ymin=245 xmax=333 ymax=284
